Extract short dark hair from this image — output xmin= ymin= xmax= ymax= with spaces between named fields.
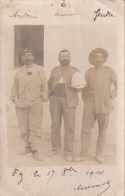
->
xmin=59 ymin=50 xmax=70 ymax=56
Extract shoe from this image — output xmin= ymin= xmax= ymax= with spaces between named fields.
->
xmin=32 ymin=151 xmax=44 ymax=161
xmin=96 ymin=155 xmax=104 ymax=163
xmin=18 ymin=147 xmax=32 ymax=155
xmin=65 ymin=155 xmax=73 ymax=162
xmin=47 ymin=150 xmax=59 ymax=157
xmin=73 ymin=156 xmax=88 ymax=162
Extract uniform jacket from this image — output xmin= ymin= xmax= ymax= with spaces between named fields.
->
xmin=10 ymin=64 xmax=48 ymax=108
xmin=82 ymin=66 xmax=117 ymax=113
xmin=48 ymin=65 xmax=79 ymax=107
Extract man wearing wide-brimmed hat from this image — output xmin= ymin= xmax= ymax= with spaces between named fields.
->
xmin=78 ymin=48 xmax=117 ymax=163
xmin=10 ymin=49 xmax=48 ymax=161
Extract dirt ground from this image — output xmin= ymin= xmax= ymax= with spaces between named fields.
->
xmin=8 ymin=102 xmax=117 ymax=167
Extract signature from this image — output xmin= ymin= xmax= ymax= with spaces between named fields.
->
xmin=9 ymin=10 xmax=38 ymax=19
xmin=55 ymin=12 xmax=77 ymax=17
xmin=93 ymin=8 xmax=115 ymax=21
xmin=74 ymin=180 xmax=110 ymax=196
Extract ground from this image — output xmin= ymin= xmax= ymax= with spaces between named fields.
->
xmin=8 ymin=100 xmax=117 ymax=167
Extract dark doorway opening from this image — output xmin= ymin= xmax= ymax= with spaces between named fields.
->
xmin=15 ymin=25 xmax=44 ymax=67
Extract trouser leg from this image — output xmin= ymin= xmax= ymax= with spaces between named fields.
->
xmin=62 ymin=98 xmax=76 ymax=155
xmin=29 ymin=100 xmax=43 ymax=152
xmin=50 ymin=96 xmax=62 ymax=151
xmin=81 ymin=101 xmax=96 ymax=156
xmin=15 ymin=107 xmax=30 ymax=148
xmin=96 ymin=113 xmax=109 ymax=156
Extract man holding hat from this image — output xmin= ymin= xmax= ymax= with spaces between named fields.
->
xmin=10 ymin=49 xmax=48 ymax=161
xmin=48 ymin=50 xmax=80 ymax=162
xmin=80 ymin=48 xmax=117 ymax=163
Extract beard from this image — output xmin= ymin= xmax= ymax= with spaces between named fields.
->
xmin=61 ymin=59 xmax=70 ymax=66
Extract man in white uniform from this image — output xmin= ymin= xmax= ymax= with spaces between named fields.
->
xmin=10 ymin=49 xmax=48 ymax=161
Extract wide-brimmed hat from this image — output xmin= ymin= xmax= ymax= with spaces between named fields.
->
xmin=88 ymin=48 xmax=108 ymax=65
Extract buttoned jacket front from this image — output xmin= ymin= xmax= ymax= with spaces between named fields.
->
xmin=10 ymin=64 xmax=48 ymax=108
xmin=82 ymin=66 xmax=117 ymax=113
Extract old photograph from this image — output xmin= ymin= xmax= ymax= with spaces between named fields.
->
xmin=7 ymin=24 xmax=118 ymax=167
xmin=0 ymin=0 xmax=124 ymax=196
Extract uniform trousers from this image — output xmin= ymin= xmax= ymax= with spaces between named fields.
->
xmin=81 ymin=98 xmax=109 ymax=157
xmin=15 ymin=99 xmax=43 ymax=152
xmin=49 ymin=96 xmax=76 ymax=155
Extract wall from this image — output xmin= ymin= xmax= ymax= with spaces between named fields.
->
xmin=6 ymin=24 xmax=117 ymax=143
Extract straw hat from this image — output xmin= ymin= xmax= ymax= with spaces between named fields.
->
xmin=88 ymin=48 xmax=108 ymax=65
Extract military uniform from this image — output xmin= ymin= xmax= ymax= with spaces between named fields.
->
xmin=81 ymin=66 xmax=117 ymax=157
xmin=10 ymin=64 xmax=48 ymax=153
xmin=48 ymin=65 xmax=79 ymax=155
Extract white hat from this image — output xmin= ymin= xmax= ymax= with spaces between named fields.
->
xmin=71 ymin=72 xmax=86 ymax=89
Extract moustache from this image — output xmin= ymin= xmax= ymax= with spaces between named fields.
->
xmin=62 ymin=59 xmax=70 ymax=64
xmin=96 ymin=61 xmax=102 ymax=63
xmin=24 ymin=59 xmax=31 ymax=62
xmin=24 ymin=59 xmax=33 ymax=64
xmin=62 ymin=59 xmax=69 ymax=62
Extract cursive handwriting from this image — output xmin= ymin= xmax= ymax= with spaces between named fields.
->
xmin=9 ymin=10 xmax=38 ymax=19
xmin=34 ymin=170 xmax=41 ymax=177
xmin=11 ymin=167 xmax=108 ymax=193
xmin=55 ymin=12 xmax=77 ymax=17
xmin=12 ymin=168 xmax=23 ymax=185
xmin=74 ymin=180 xmax=110 ymax=196
xmin=86 ymin=170 xmax=104 ymax=178
xmin=62 ymin=166 xmax=77 ymax=176
xmin=93 ymin=8 xmax=115 ymax=21
xmin=47 ymin=170 xmax=55 ymax=184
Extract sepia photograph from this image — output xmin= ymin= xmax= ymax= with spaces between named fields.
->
xmin=0 ymin=0 xmax=124 ymax=195
xmin=6 ymin=24 xmax=118 ymax=167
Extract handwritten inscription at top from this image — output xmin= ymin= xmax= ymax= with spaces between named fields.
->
xmin=55 ymin=12 xmax=77 ymax=17
xmin=9 ymin=10 xmax=38 ymax=19
xmin=93 ymin=8 xmax=116 ymax=21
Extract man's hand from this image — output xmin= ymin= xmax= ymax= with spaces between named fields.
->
xmin=11 ymin=99 xmax=15 ymax=103
xmin=110 ymin=89 xmax=117 ymax=99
